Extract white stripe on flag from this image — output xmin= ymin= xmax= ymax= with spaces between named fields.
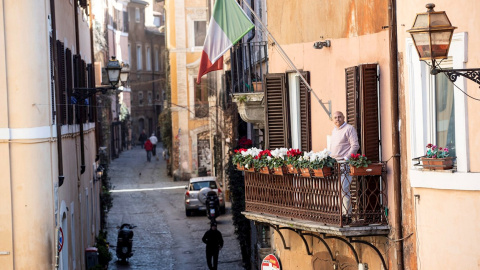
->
xmin=203 ymin=19 xmax=233 ymax=64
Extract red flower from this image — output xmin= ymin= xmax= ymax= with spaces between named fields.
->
xmin=426 ymin=144 xmax=433 ymax=148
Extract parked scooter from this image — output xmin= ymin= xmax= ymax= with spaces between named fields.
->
xmin=116 ymin=224 xmax=136 ymax=262
xmin=205 ymin=191 xmax=220 ymax=221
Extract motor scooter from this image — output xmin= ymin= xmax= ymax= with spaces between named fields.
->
xmin=205 ymin=191 xmax=220 ymax=221
xmin=116 ymin=223 xmax=136 ymax=262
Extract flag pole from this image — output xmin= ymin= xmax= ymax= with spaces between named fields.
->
xmin=241 ymin=0 xmax=332 ymax=120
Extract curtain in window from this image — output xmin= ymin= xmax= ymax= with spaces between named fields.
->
xmin=435 ymin=74 xmax=455 ymax=157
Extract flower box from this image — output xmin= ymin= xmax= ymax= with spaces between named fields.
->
xmin=300 ymin=168 xmax=311 ymax=177
xmin=286 ymin=164 xmax=298 ymax=174
xmin=236 ymin=163 xmax=245 ymax=171
xmin=310 ymin=167 xmax=333 ymax=178
xmin=245 ymin=166 xmax=255 ymax=172
xmin=259 ymin=166 xmax=271 ymax=174
xmin=421 ymin=157 xmax=454 ymax=170
xmin=273 ymin=166 xmax=288 ymax=176
xmin=350 ymin=163 xmax=383 ymax=176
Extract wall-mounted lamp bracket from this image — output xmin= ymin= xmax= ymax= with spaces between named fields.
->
xmin=432 ymin=68 xmax=480 ymax=86
xmin=313 ymin=40 xmax=331 ymax=49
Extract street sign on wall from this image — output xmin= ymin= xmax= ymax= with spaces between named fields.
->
xmin=261 ymin=254 xmax=281 ymax=270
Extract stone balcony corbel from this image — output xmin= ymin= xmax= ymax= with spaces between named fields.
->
xmin=232 ymin=92 xmax=265 ymax=129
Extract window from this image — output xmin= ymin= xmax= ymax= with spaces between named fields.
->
xmin=153 ymin=16 xmax=161 ymax=27
xmin=135 ymin=7 xmax=140 ymax=23
xmin=148 ymin=91 xmax=152 ymax=105
xmin=154 ymin=47 xmax=159 ymax=71
xmin=128 ymin=43 xmax=131 ymax=66
xmin=123 ymin=11 xmax=129 ymax=32
xmin=407 ymin=33 xmax=468 ymax=172
xmin=146 ymin=46 xmax=151 ymax=71
xmin=136 ymin=44 xmax=142 ymax=70
xmin=264 ymin=72 xmax=311 ymax=151
xmin=138 ymin=92 xmax=144 ymax=106
xmin=194 ymin=79 xmax=208 ymax=118
xmin=194 ymin=21 xmax=206 ymax=47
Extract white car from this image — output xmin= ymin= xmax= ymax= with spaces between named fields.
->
xmin=184 ymin=177 xmax=226 ymax=216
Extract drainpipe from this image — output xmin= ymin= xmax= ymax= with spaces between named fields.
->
xmin=388 ymin=0 xmax=404 ymax=269
xmin=74 ymin=0 xmax=86 ymax=174
xmin=49 ymin=0 xmax=65 ymax=187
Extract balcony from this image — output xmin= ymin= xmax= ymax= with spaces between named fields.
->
xmin=242 ymin=163 xmax=390 ymax=236
xmin=228 ymin=41 xmax=268 ymax=94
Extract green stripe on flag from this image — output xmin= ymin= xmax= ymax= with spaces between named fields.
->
xmin=213 ymin=0 xmax=254 ymax=45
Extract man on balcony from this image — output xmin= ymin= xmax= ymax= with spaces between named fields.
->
xmin=329 ymin=111 xmax=359 ymax=219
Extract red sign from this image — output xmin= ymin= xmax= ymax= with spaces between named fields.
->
xmin=261 ymin=254 xmax=281 ymax=270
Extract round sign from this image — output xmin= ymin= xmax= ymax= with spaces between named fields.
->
xmin=261 ymin=254 xmax=281 ymax=270
xmin=58 ymin=227 xmax=64 ymax=252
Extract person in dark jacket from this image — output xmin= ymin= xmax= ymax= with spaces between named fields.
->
xmin=202 ymin=222 xmax=223 ymax=270
xmin=144 ymin=139 xmax=153 ymax=162
xmin=138 ymin=130 xmax=147 ymax=148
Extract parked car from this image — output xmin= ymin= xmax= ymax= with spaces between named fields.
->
xmin=184 ymin=177 xmax=225 ymax=216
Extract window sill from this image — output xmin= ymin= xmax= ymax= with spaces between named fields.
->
xmin=410 ymin=168 xmax=480 ymax=191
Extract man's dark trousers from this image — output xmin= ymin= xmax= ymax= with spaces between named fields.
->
xmin=206 ymin=248 xmax=219 ymax=270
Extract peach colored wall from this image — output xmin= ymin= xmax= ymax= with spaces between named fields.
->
xmin=266 ymin=0 xmax=388 ymax=44
xmin=413 ymin=188 xmax=480 ymax=269
xmin=274 ymin=232 xmax=387 ymax=270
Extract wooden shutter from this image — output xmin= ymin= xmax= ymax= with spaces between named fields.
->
xmin=299 ymin=72 xmax=311 ymax=151
xmin=87 ymin=64 xmax=95 ymax=122
xmin=345 ymin=66 xmax=360 ymax=143
xmin=56 ymin=40 xmax=66 ymax=125
xmin=65 ymin=49 xmax=73 ymax=125
xmin=73 ymin=54 xmax=80 ymax=124
xmin=265 ymin=73 xmax=290 ymax=149
xmin=359 ymin=64 xmax=380 ymax=162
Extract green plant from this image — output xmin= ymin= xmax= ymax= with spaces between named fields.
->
xmin=348 ymin=153 xmax=372 ymax=168
xmin=232 ymin=148 xmax=248 ymax=165
xmin=237 ymin=95 xmax=248 ymax=104
xmin=94 ymin=230 xmax=112 ymax=268
xmin=252 ymin=150 xmax=271 ymax=170
xmin=425 ymin=143 xmax=449 ymax=158
xmin=285 ymin=149 xmax=302 ymax=168
xmin=269 ymin=148 xmax=288 ymax=169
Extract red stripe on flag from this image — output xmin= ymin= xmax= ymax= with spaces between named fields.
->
xmin=196 ymin=51 xmax=223 ymax=84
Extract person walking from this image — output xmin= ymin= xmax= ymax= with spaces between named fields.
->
xmin=144 ymin=138 xmax=153 ymax=162
xmin=138 ymin=130 xmax=147 ymax=149
xmin=329 ymin=111 xmax=359 ymax=220
xmin=149 ymin=133 xmax=158 ymax=160
xmin=202 ymin=222 xmax=223 ymax=270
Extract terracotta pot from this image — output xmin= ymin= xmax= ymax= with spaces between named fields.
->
xmin=300 ymin=168 xmax=311 ymax=177
xmin=245 ymin=166 xmax=255 ymax=172
xmin=259 ymin=166 xmax=271 ymax=174
xmin=286 ymin=164 xmax=298 ymax=174
xmin=350 ymin=163 xmax=383 ymax=176
xmin=236 ymin=163 xmax=245 ymax=171
xmin=421 ymin=157 xmax=454 ymax=170
xmin=273 ymin=166 xmax=288 ymax=176
xmin=310 ymin=167 xmax=333 ymax=178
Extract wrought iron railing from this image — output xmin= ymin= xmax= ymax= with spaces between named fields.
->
xmin=229 ymin=41 xmax=268 ymax=94
xmin=244 ymin=163 xmax=388 ymax=227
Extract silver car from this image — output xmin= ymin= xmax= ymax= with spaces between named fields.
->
xmin=184 ymin=177 xmax=226 ymax=216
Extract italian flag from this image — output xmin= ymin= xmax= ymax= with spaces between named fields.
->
xmin=196 ymin=0 xmax=254 ymax=84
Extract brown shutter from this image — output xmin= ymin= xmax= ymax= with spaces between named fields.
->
xmin=299 ymin=71 xmax=311 ymax=151
xmin=65 ymin=49 xmax=73 ymax=125
xmin=73 ymin=55 xmax=80 ymax=124
xmin=56 ymin=40 xmax=66 ymax=125
xmin=265 ymin=73 xmax=290 ymax=149
xmin=345 ymin=66 xmax=360 ymax=144
xmin=359 ymin=64 xmax=380 ymax=162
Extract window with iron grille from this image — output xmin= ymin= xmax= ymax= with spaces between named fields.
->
xmin=264 ymin=72 xmax=311 ymax=151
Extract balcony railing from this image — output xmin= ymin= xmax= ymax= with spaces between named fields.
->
xmin=244 ymin=163 xmax=388 ymax=228
xmin=229 ymin=41 xmax=268 ymax=94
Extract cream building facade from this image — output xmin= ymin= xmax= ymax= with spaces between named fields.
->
xmin=0 ymin=1 xmax=101 ymax=269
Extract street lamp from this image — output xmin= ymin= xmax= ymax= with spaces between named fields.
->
xmin=120 ymin=63 xmax=130 ymax=87
xmin=72 ymin=56 xmax=129 ymax=174
xmin=407 ymin=3 xmax=480 ymax=85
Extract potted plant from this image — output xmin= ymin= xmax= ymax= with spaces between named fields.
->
xmin=421 ymin=144 xmax=453 ymax=170
xmin=285 ymin=149 xmax=302 ymax=174
xmin=270 ymin=148 xmax=289 ymax=175
xmin=253 ymin=149 xmax=272 ymax=174
xmin=298 ymin=151 xmax=314 ymax=177
xmin=232 ymin=148 xmax=247 ymax=170
xmin=348 ymin=153 xmax=383 ymax=176
xmin=242 ymin=147 xmax=262 ymax=172
xmin=308 ymin=149 xmax=336 ymax=178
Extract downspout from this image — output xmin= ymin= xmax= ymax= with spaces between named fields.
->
xmin=74 ymin=0 xmax=86 ymax=174
xmin=49 ymin=0 xmax=64 ymax=187
xmin=151 ymin=37 xmax=156 ymax=134
xmin=389 ymin=0 xmax=404 ymax=269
